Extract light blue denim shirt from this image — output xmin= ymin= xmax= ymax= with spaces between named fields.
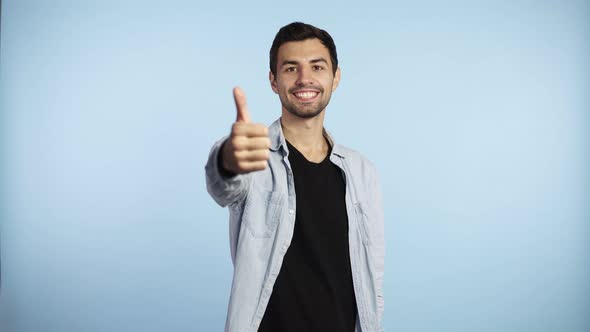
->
xmin=205 ymin=118 xmax=385 ymax=332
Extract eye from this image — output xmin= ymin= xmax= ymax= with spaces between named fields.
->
xmin=285 ymin=67 xmax=297 ymax=72
xmin=313 ymin=65 xmax=324 ymax=71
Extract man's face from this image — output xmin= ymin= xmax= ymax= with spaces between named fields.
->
xmin=270 ymin=38 xmax=341 ymax=119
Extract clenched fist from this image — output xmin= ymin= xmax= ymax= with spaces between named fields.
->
xmin=220 ymin=87 xmax=271 ymax=175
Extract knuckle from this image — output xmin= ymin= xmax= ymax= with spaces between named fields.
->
xmin=231 ymin=122 xmax=242 ymax=134
xmin=234 ymin=150 xmax=245 ymax=160
xmin=231 ymin=137 xmax=244 ymax=149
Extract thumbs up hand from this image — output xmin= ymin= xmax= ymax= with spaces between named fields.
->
xmin=221 ymin=87 xmax=271 ymax=175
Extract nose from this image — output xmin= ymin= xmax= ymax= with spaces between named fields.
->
xmin=296 ymin=66 xmax=314 ymax=86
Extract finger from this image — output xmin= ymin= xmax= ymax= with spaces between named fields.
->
xmin=239 ymin=160 xmax=268 ymax=172
xmin=232 ymin=136 xmax=271 ymax=151
xmin=233 ymin=87 xmax=251 ymax=123
xmin=232 ymin=123 xmax=269 ymax=137
xmin=236 ymin=149 xmax=270 ymax=162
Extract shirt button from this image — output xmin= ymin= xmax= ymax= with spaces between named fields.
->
xmin=289 ymin=209 xmax=294 ymax=215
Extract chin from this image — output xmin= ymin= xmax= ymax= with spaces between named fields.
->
xmin=290 ymin=109 xmax=324 ymax=119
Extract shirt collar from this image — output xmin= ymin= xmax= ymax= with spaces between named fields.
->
xmin=268 ymin=117 xmax=346 ymax=158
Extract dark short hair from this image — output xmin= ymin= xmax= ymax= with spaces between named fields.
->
xmin=269 ymin=22 xmax=338 ymax=76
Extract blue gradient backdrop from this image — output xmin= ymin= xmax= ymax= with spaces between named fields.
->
xmin=1 ymin=1 xmax=588 ymax=331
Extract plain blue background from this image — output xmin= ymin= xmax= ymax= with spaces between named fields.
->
xmin=1 ymin=0 xmax=588 ymax=331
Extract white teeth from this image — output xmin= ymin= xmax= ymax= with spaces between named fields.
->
xmin=294 ymin=91 xmax=318 ymax=99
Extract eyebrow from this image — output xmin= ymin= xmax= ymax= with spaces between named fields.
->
xmin=310 ymin=58 xmax=329 ymax=65
xmin=280 ymin=57 xmax=329 ymax=67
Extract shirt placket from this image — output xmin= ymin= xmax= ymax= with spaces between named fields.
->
xmin=250 ymin=148 xmax=298 ymax=332
xmin=332 ymin=155 xmax=369 ymax=332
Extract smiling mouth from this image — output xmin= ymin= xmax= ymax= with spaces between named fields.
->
xmin=292 ymin=90 xmax=320 ymax=101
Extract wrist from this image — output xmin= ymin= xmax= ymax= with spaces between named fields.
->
xmin=218 ymin=140 xmax=237 ymax=178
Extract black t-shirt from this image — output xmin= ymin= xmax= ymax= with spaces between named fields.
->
xmin=258 ymin=139 xmax=357 ymax=332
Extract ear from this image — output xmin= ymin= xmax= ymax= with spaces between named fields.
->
xmin=332 ymin=67 xmax=341 ymax=92
xmin=269 ymin=71 xmax=278 ymax=94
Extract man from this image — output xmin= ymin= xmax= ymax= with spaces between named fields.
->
xmin=205 ymin=22 xmax=384 ymax=332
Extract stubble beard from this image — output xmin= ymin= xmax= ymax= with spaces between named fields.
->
xmin=281 ymin=89 xmax=332 ymax=119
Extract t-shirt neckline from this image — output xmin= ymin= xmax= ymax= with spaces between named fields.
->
xmin=286 ymin=139 xmax=332 ymax=165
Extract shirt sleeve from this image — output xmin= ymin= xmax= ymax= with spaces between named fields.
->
xmin=370 ymin=164 xmax=385 ymax=329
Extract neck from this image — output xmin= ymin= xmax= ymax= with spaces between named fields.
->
xmin=280 ymin=109 xmax=327 ymax=153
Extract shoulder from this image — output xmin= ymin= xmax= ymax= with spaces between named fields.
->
xmin=334 ymin=143 xmax=379 ymax=178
